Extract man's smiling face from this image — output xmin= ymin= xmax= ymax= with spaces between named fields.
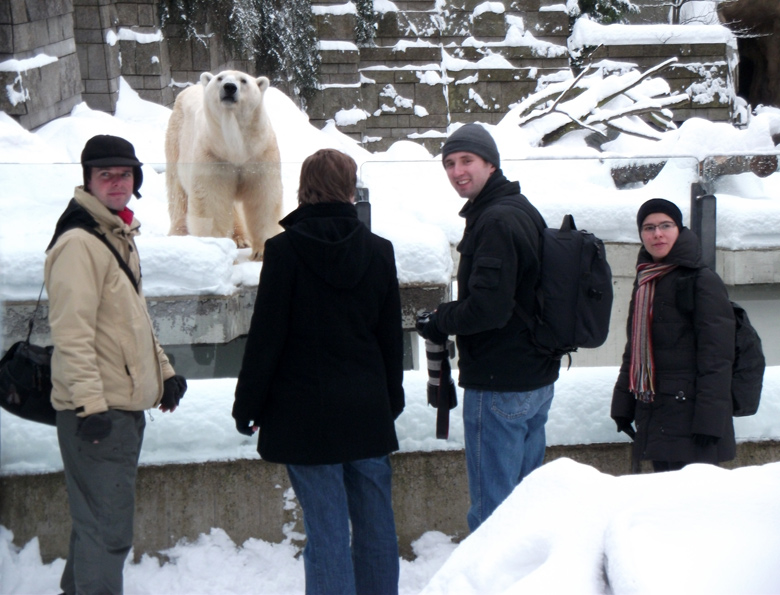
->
xmin=443 ymin=151 xmax=496 ymax=201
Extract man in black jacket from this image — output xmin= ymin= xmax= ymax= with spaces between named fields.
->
xmin=417 ymin=124 xmax=560 ymax=531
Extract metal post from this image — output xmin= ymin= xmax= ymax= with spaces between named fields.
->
xmin=355 ymin=186 xmax=371 ymax=230
xmin=690 ymin=183 xmax=717 ymax=270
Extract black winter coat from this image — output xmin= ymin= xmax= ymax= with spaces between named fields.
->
xmin=612 ymin=227 xmax=736 ymax=464
xmin=434 ymin=171 xmax=560 ymax=391
xmin=233 ymin=202 xmax=405 ymax=465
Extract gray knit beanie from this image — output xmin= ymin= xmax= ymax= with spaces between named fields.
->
xmin=441 ymin=124 xmax=500 ymax=169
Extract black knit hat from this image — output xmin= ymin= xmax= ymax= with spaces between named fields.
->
xmin=81 ymin=135 xmax=144 ymax=198
xmin=441 ymin=123 xmax=500 ymax=169
xmin=636 ymin=198 xmax=683 ymax=233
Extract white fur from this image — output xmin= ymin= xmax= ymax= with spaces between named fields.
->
xmin=165 ymin=70 xmax=283 ymax=260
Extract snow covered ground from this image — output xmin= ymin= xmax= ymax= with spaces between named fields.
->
xmin=2 ymin=33 xmax=780 ymax=593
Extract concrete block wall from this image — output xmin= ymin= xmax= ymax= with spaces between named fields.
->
xmin=114 ymin=0 xmax=173 ymax=106
xmin=309 ymin=0 xmax=733 ymax=152
xmin=0 ymin=0 xmax=82 ymax=130
xmin=73 ymin=0 xmax=122 ymax=113
xmin=310 ymin=0 xmax=574 ymax=152
xmin=2 ymin=0 xmax=736 ymax=143
xmin=581 ymin=41 xmax=736 ymax=123
xmin=0 ymin=0 xmax=251 ymax=133
xmin=113 ymin=0 xmax=250 ymax=106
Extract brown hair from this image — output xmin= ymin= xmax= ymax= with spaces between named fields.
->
xmin=297 ymin=149 xmax=357 ymax=205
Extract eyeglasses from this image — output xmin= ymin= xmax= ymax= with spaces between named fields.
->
xmin=641 ymin=222 xmax=676 ymax=234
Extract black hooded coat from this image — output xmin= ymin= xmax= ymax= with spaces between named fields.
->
xmin=433 ymin=171 xmax=560 ymax=391
xmin=612 ymin=227 xmax=736 ymax=464
xmin=233 ymin=202 xmax=404 ymax=465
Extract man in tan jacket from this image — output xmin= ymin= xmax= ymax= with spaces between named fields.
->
xmin=45 ymin=134 xmax=187 ymax=595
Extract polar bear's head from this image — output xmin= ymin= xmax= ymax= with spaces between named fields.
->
xmin=200 ymin=70 xmax=270 ymax=112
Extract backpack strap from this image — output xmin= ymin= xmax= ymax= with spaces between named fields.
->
xmin=503 ymin=197 xmax=546 ymax=326
xmin=79 ymin=226 xmax=140 ymax=294
xmin=25 ymin=282 xmax=47 ymax=343
xmin=48 ymin=199 xmax=140 ymax=294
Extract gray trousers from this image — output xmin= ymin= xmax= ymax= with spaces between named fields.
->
xmin=57 ymin=409 xmax=145 ymax=595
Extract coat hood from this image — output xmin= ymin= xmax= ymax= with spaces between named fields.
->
xmin=280 ymin=202 xmax=373 ymax=289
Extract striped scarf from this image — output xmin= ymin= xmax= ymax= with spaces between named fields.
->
xmin=629 ymin=262 xmax=677 ymax=402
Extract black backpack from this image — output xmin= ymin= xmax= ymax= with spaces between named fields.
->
xmin=677 ymin=270 xmax=765 ymax=417
xmin=731 ymin=302 xmax=765 ymax=416
xmin=515 ymin=213 xmax=614 ymax=362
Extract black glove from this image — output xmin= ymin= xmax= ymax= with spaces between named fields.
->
xmin=693 ymin=433 xmax=719 ymax=447
xmin=160 ymin=375 xmax=187 ymax=411
xmin=77 ymin=412 xmax=113 ymax=443
xmin=614 ymin=416 xmax=636 ymax=440
xmin=235 ymin=418 xmax=257 ymax=437
xmin=416 ymin=311 xmax=448 ymax=344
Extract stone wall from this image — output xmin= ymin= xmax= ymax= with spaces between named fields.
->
xmin=307 ymin=0 xmax=736 ymax=152
xmin=309 ymin=0 xmax=573 ymax=152
xmin=2 ymin=0 xmax=736 ymax=147
xmin=0 ymin=0 xmax=250 ymax=129
xmin=73 ymin=0 xmax=122 ymax=113
xmin=0 ymin=0 xmax=82 ymax=129
xmin=580 ymin=41 xmax=736 ymax=123
xmin=114 ymin=0 xmax=172 ymax=106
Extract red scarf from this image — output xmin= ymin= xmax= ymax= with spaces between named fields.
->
xmin=117 ymin=207 xmax=134 ymax=226
xmin=629 ymin=262 xmax=678 ymax=402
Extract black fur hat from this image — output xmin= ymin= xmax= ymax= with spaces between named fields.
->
xmin=81 ymin=135 xmax=144 ymax=198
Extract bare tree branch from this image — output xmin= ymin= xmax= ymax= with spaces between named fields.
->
xmin=519 ymin=58 xmax=688 ymax=147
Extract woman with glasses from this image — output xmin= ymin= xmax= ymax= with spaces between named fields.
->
xmin=611 ymin=198 xmax=736 ymax=472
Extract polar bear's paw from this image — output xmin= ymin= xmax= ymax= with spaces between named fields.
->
xmin=250 ymin=248 xmax=264 ymax=262
xmin=233 ymin=232 xmax=250 ymax=249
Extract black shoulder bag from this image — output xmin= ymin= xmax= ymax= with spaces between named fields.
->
xmin=0 ymin=283 xmax=56 ymax=426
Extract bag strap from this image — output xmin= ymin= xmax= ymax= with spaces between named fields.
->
xmin=79 ymin=226 xmax=140 ymax=294
xmin=26 ymin=224 xmax=139 ymax=344
xmin=25 ymin=282 xmax=46 ymax=343
xmin=507 ymin=199 xmax=548 ymax=327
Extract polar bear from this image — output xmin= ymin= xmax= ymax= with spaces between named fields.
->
xmin=165 ymin=70 xmax=283 ymax=260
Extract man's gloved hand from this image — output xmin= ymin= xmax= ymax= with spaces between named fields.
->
xmin=160 ymin=375 xmax=187 ymax=412
xmin=693 ymin=433 xmax=719 ymax=447
xmin=415 ymin=311 xmax=448 ymax=345
xmin=77 ymin=412 xmax=113 ymax=443
xmin=235 ymin=418 xmax=257 ymax=437
xmin=614 ymin=416 xmax=636 ymax=440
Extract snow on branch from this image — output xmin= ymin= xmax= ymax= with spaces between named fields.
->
xmin=507 ymin=58 xmax=689 ymax=148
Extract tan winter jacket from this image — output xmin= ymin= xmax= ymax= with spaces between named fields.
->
xmin=44 ymin=187 xmax=175 ymax=416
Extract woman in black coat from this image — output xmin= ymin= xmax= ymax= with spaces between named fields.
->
xmin=233 ymin=149 xmax=404 ymax=595
xmin=612 ymin=198 xmax=736 ymax=472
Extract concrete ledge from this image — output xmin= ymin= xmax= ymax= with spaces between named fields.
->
xmin=1 ymin=284 xmax=449 ymax=350
xmin=2 ymin=440 xmax=778 ymax=563
xmin=719 ymin=249 xmax=780 ymax=285
xmin=1 ymin=283 xmax=449 ymax=374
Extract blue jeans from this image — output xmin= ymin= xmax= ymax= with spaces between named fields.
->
xmin=286 ymin=456 xmax=400 ymax=595
xmin=463 ymin=384 xmax=554 ymax=531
